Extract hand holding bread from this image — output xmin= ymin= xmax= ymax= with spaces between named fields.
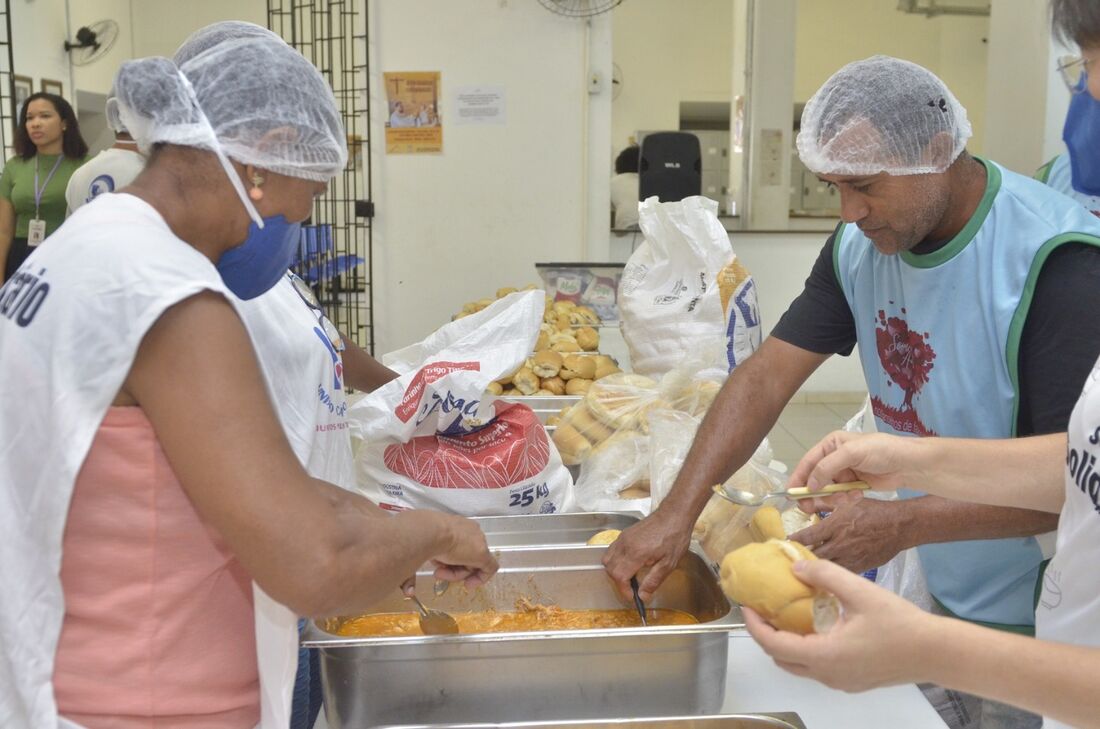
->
xmin=742 ymin=557 xmax=937 ymax=693
xmin=719 ymin=538 xmax=839 ymax=635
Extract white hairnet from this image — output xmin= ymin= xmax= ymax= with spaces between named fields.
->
xmin=796 ymin=56 xmax=971 ymax=176
xmin=112 ymin=23 xmax=347 ymax=184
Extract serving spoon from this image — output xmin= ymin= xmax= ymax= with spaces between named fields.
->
xmin=713 ymin=480 xmax=869 ymax=507
xmin=401 ymin=579 xmax=460 ymax=635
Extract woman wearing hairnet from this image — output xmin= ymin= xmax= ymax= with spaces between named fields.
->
xmin=169 ymin=23 xmax=397 ymax=729
xmin=743 ymin=6 xmax=1100 ymax=727
xmin=0 ymin=22 xmax=497 ymax=729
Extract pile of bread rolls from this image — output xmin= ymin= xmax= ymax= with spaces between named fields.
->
xmin=453 ymin=285 xmax=541 ymax=320
xmin=533 ymin=299 xmax=602 ymax=354
xmin=489 ymin=352 xmax=622 ymax=397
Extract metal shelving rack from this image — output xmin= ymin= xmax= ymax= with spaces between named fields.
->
xmin=0 ymin=0 xmax=15 ymax=160
xmin=267 ymin=0 xmax=375 ymax=355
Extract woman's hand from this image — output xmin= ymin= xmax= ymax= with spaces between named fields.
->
xmin=787 ymin=431 xmax=918 ymax=513
xmin=744 ymin=559 xmax=937 ymax=692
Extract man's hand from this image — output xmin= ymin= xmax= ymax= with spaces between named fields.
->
xmin=788 ymin=497 xmax=912 ymax=573
xmin=430 ymin=513 xmax=499 ymax=589
xmin=603 ymin=509 xmax=693 ymax=602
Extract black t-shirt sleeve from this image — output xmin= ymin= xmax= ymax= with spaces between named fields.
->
xmin=1016 ymin=242 xmax=1100 ymax=436
xmin=770 ymin=226 xmax=858 ymax=356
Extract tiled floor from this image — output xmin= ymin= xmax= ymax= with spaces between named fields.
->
xmin=767 ymin=400 xmax=864 ymax=469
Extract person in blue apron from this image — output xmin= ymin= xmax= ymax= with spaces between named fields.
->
xmin=0 ymin=92 xmax=87 ymax=281
xmin=604 ymin=54 xmax=1100 ymax=729
xmin=729 ymin=5 xmax=1100 ymax=729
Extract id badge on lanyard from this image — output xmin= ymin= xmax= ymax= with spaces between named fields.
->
xmin=29 ymin=155 xmax=64 ymax=247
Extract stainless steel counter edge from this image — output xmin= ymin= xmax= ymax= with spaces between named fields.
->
xmin=302 ymin=614 xmax=746 ymax=648
xmin=372 ymin=713 xmax=807 ymax=729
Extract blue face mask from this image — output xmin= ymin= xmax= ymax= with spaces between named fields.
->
xmin=216 ymin=215 xmax=301 ymax=300
xmin=1063 ymin=75 xmax=1100 ymax=196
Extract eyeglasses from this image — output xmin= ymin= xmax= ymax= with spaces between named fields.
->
xmin=290 ymin=273 xmax=345 ymax=353
xmin=1057 ymin=55 xmax=1097 ymax=93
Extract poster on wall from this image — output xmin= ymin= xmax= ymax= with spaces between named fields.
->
xmin=383 ymin=71 xmax=442 ymax=154
xmin=454 ymin=86 xmax=506 ymax=126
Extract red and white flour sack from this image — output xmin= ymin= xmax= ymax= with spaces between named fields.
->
xmin=348 ymin=291 xmax=575 ymax=515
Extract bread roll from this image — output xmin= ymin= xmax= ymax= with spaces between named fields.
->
xmin=565 ymin=377 xmax=593 ymax=395
xmin=570 ymin=305 xmax=600 ymax=325
xmin=540 ymin=376 xmax=566 ymax=395
xmin=568 ymin=404 xmax=614 ymax=443
xmin=554 ymin=313 xmax=573 ymax=332
xmin=575 ymin=326 xmax=599 ymax=351
xmin=486 ymin=381 xmax=504 ymax=396
xmin=719 ymin=539 xmax=839 ymax=635
xmin=552 ymin=300 xmax=576 ymax=315
xmin=534 ymin=331 xmax=550 ymax=352
xmin=585 ymin=373 xmax=657 ymax=429
xmin=593 ymin=354 xmax=621 ymax=380
xmin=551 ymin=339 xmax=582 ymax=353
xmin=496 ymin=286 xmax=518 ymax=299
xmin=512 ymin=367 xmax=539 ymax=396
xmin=586 ymin=529 xmax=621 ymax=546
xmin=502 ymin=387 xmax=521 ymax=395
xmin=531 ymin=350 xmax=563 ymax=378
xmin=535 ymin=389 xmax=556 ymax=396
xmin=749 ymin=506 xmax=787 ymax=542
xmin=552 ymin=423 xmax=592 ymax=465
xmin=560 ymin=354 xmax=597 ymax=381
xmin=619 ymin=482 xmax=650 ymax=499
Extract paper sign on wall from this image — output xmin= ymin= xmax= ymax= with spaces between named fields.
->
xmin=454 ymin=86 xmax=506 ymax=126
xmin=384 ymin=71 xmax=442 ymax=153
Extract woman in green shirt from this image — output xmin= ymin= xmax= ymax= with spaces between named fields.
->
xmin=0 ymin=92 xmax=88 ymax=281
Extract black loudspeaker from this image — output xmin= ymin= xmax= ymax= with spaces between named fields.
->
xmin=639 ymin=132 xmax=702 ymax=203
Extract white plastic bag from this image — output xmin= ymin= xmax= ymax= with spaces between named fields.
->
xmin=619 ymin=195 xmax=761 ymax=379
xmin=842 ymin=398 xmax=933 ymax=609
xmin=349 ymin=290 xmax=574 ymax=515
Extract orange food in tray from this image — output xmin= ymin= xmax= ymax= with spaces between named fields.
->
xmin=332 ymin=603 xmax=698 ymax=637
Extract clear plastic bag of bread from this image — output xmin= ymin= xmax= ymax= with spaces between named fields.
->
xmin=691 ymin=441 xmax=820 ymax=564
xmin=572 ymin=430 xmax=652 ymax=513
xmin=550 ymin=371 xmax=660 ymax=466
xmin=551 ymin=345 xmax=725 ymax=467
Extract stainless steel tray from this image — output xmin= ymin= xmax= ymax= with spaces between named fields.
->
xmin=305 ymin=546 xmax=742 ymax=728
xmin=471 ymin=512 xmax=639 ymax=549
xmin=500 ymin=394 xmax=581 ymax=424
xmin=376 ymin=714 xmax=807 ymax=728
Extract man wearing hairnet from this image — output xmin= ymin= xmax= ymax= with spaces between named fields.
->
xmin=606 ymin=55 xmax=1100 ymax=729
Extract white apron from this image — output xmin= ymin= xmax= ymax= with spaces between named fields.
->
xmin=0 ymin=193 xmax=296 ymax=729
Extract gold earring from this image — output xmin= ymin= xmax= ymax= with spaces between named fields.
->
xmin=249 ymin=173 xmax=264 ymax=202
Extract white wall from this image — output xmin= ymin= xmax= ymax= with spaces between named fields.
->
xmin=369 ymin=0 xmax=609 ymax=355
xmin=70 ymin=0 xmax=134 ymax=96
xmin=611 ymin=0 xmax=734 ymax=153
xmin=11 ymin=0 xmax=72 ymax=104
xmin=985 ymin=0 xmax=1068 ymax=175
xmin=794 ymin=0 xmax=990 ymax=156
xmin=130 ymin=0 xmax=264 ymax=58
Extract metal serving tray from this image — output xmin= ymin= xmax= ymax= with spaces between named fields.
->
xmin=470 ymin=512 xmax=639 ymax=549
xmin=304 ymin=546 xmax=743 ymax=728
xmin=376 ymin=714 xmax=807 ymax=729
